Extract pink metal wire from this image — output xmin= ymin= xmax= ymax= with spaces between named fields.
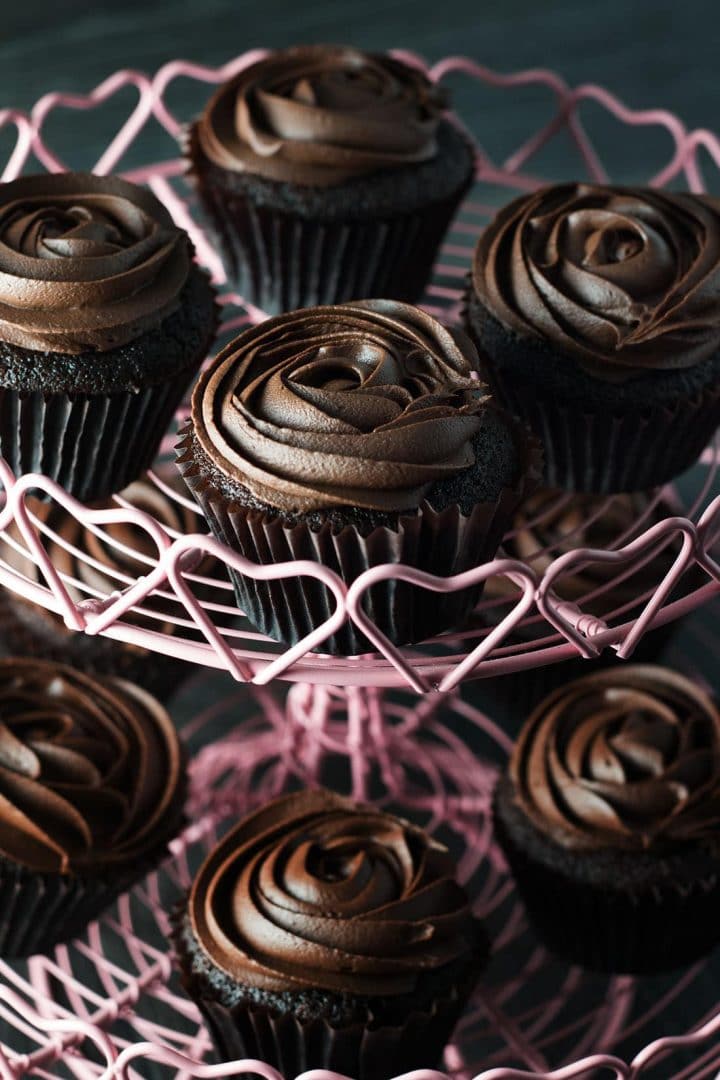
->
xmin=2 ymin=55 xmax=720 ymax=690
xmin=0 ymin=671 xmax=718 ymax=1079
xmin=0 ymin=51 xmax=719 ymax=1080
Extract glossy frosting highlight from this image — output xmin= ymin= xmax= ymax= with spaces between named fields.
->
xmin=189 ymin=788 xmax=477 ymax=995
xmin=510 ymin=666 xmax=720 ymax=851
xmin=192 ymin=299 xmax=488 ymax=513
xmin=196 ymin=45 xmax=446 ymax=186
xmin=0 ymin=172 xmax=190 ymax=353
xmin=473 ymin=183 xmax=720 ymax=380
xmin=0 ymin=660 xmax=183 ymax=874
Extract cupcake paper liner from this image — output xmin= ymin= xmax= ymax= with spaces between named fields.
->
xmin=188 ymin=154 xmax=467 ymax=315
xmin=0 ymin=591 xmax=191 ymax=704
xmin=195 ymin=986 xmax=467 ymax=1080
xmin=0 ymin=373 xmax=196 ymax=503
xmin=177 ymin=425 xmax=542 ymax=656
xmin=171 ymin=904 xmax=478 ymax=1080
xmin=0 ymin=858 xmax=112 ymax=957
xmin=0 ymin=847 xmax=175 ymax=957
xmin=0 ymin=770 xmax=186 ymax=956
xmin=487 ymin=370 xmax=720 ymax=494
xmin=493 ymin=785 xmax=720 ymax=974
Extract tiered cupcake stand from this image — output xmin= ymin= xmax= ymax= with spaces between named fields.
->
xmin=0 ymin=51 xmax=718 ymax=1079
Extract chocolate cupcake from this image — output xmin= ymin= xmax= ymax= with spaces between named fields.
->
xmin=177 ymin=300 xmax=541 ymax=654
xmin=0 ymin=469 xmax=228 ymax=700
xmin=186 ymin=45 xmax=474 ymax=313
xmin=465 ymin=184 xmax=720 ymax=492
xmin=0 ymin=172 xmax=216 ymax=500
xmin=0 ymin=659 xmax=185 ymax=956
xmin=494 ymin=666 xmax=720 ymax=973
xmin=173 ymin=788 xmax=486 ymax=1078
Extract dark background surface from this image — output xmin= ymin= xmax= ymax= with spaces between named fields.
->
xmin=2 ymin=0 xmax=720 ymax=167
xmin=0 ymin=1 xmax=719 ymax=1075
xmin=0 ymin=0 xmax=718 ymax=123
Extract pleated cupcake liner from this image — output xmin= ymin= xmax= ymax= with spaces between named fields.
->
xmin=186 ymin=142 xmax=468 ymax=314
xmin=0 ymin=847 xmax=175 ymax=957
xmin=493 ymin=784 xmax=720 ymax=975
xmin=177 ymin=424 xmax=542 ymax=656
xmin=0 ymin=369 xmax=199 ymax=502
xmin=0 ymin=590 xmax=191 ymax=704
xmin=196 ymin=984 xmax=468 ymax=1080
xmin=486 ymin=370 xmax=720 ymax=494
xmin=172 ymin=912 xmax=478 ymax=1080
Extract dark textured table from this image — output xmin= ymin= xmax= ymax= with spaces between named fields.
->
xmin=1 ymin=3 xmax=720 ymax=1076
xmin=2 ymin=0 xmax=720 ymax=166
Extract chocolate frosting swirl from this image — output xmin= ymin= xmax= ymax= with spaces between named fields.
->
xmin=472 ymin=183 xmax=720 ymax=380
xmin=0 ymin=172 xmax=191 ymax=353
xmin=192 ymin=300 xmax=488 ymax=513
xmin=0 ymin=659 xmax=183 ymax=874
xmin=189 ymin=788 xmax=478 ymax=995
xmin=510 ymin=666 xmax=720 ymax=851
xmin=196 ymin=45 xmax=446 ymax=186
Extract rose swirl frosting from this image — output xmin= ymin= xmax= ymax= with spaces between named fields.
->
xmin=0 ymin=172 xmax=191 ymax=353
xmin=0 ymin=660 xmax=183 ymax=874
xmin=510 ymin=666 xmax=720 ymax=851
xmin=196 ymin=45 xmax=446 ymax=186
xmin=189 ymin=788 xmax=479 ymax=995
xmin=192 ymin=300 xmax=488 ymax=514
xmin=473 ymin=183 xmax=720 ymax=380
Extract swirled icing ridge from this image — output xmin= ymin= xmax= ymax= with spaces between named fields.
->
xmin=192 ymin=299 xmax=489 ymax=513
xmin=510 ymin=665 xmax=720 ymax=850
xmin=0 ymin=172 xmax=190 ymax=353
xmin=472 ymin=183 xmax=720 ymax=380
xmin=0 ymin=659 xmax=183 ymax=873
xmin=196 ymin=45 xmax=446 ymax=186
xmin=189 ymin=788 xmax=478 ymax=995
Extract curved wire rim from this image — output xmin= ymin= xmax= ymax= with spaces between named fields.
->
xmin=0 ymin=680 xmax=717 ymax=1080
xmin=0 ymin=52 xmax=719 ymax=691
xmin=0 ymin=47 xmax=717 ymax=1080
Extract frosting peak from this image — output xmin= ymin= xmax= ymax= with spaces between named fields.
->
xmin=0 ymin=172 xmax=191 ymax=353
xmin=0 ymin=660 xmax=183 ymax=874
xmin=189 ymin=788 xmax=478 ymax=995
xmin=510 ymin=666 xmax=720 ymax=851
xmin=192 ymin=300 xmax=489 ymax=513
xmin=472 ymin=183 xmax=720 ymax=380
xmin=196 ymin=46 xmax=446 ymax=186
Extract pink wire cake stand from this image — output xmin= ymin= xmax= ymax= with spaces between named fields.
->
xmin=0 ymin=49 xmax=718 ymax=1079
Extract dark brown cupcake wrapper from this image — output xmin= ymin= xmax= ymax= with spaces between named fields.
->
xmin=0 ymin=373 xmax=196 ymax=503
xmin=196 ymin=985 xmax=468 ymax=1080
xmin=488 ymin=370 xmax=720 ymax=494
xmin=0 ymin=859 xmax=109 ymax=957
xmin=0 ymin=590 xmax=192 ymax=703
xmin=177 ymin=423 xmax=542 ymax=655
xmin=169 ymin=900 xmax=479 ymax=1080
xmin=186 ymin=145 xmax=469 ymax=315
xmin=494 ymin=792 xmax=720 ymax=975
xmin=0 ymin=846 xmax=175 ymax=957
